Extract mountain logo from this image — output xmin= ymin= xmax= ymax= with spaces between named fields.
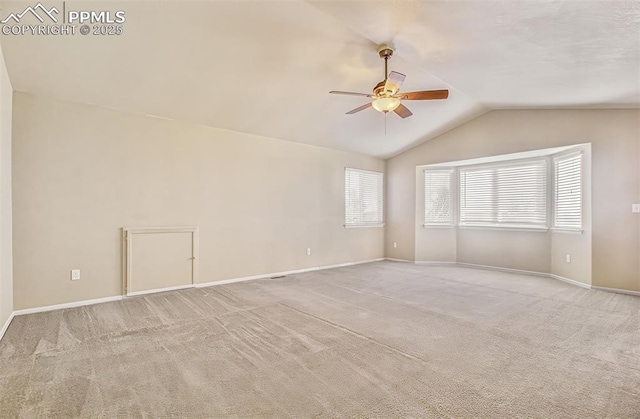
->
xmin=1 ymin=3 xmax=59 ymax=24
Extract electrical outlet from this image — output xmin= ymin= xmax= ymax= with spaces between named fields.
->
xmin=71 ymin=269 xmax=81 ymax=281
xmin=306 ymin=248 xmax=311 ymax=256
xmin=393 ymin=242 xmax=398 ymax=248
xmin=632 ymin=204 xmax=640 ymax=213
xmin=565 ymin=255 xmax=571 ymax=263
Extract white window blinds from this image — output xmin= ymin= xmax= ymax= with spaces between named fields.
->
xmin=459 ymin=160 xmax=547 ymax=227
xmin=345 ymin=168 xmax=383 ymax=227
xmin=554 ymin=153 xmax=582 ymax=229
xmin=424 ymin=170 xmax=453 ymax=225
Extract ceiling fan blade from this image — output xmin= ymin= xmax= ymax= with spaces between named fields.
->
xmin=346 ymin=102 xmax=372 ymax=115
xmin=394 ymin=103 xmax=413 ymax=119
xmin=329 ymin=91 xmax=372 ymax=97
xmin=399 ymin=90 xmax=449 ymax=100
xmin=384 ymin=71 xmax=406 ymax=95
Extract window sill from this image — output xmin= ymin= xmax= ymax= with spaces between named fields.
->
xmin=550 ymin=227 xmax=584 ymax=235
xmin=423 ymin=224 xmax=455 ymax=229
xmin=344 ymin=223 xmax=385 ymax=229
xmin=458 ymin=225 xmax=549 ymax=233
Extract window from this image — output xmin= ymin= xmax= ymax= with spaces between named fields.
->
xmin=424 ymin=170 xmax=453 ymax=225
xmin=554 ymin=152 xmax=582 ymax=230
xmin=345 ymin=168 xmax=383 ymax=227
xmin=459 ymin=160 xmax=547 ymax=228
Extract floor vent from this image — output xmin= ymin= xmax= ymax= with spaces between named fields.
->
xmin=270 ymin=275 xmax=286 ymax=279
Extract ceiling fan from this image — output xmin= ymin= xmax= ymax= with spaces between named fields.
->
xmin=330 ymin=45 xmax=449 ymax=119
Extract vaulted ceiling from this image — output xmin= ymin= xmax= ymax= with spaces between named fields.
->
xmin=1 ymin=0 xmax=638 ymax=158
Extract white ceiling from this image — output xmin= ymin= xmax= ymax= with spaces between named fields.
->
xmin=1 ymin=0 xmax=638 ymax=158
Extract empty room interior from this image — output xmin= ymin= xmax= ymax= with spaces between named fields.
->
xmin=0 ymin=0 xmax=639 ymax=417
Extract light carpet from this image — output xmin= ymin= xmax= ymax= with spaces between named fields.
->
xmin=1 ymin=261 xmax=639 ymax=417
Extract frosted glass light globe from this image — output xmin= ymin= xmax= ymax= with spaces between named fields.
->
xmin=372 ymin=97 xmax=401 ymax=113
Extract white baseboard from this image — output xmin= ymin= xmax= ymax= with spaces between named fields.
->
xmin=549 ymin=274 xmax=591 ymax=289
xmin=7 ymin=258 xmax=384 ymax=322
xmin=321 ymin=258 xmax=385 ymax=269
xmin=13 ymin=295 xmax=124 ymax=316
xmin=7 ymin=258 xmax=386 ymax=323
xmin=196 ymin=258 xmax=385 ymax=289
xmin=0 ymin=311 xmax=15 ymax=342
xmin=5 ymin=257 xmax=635 ymax=343
xmin=417 ymin=261 xmax=596 ymax=291
xmin=409 ymin=261 xmax=635 ymax=298
xmin=415 ymin=261 xmax=457 ymax=266
xmin=456 ymin=262 xmax=550 ymax=278
xmin=592 ymin=286 xmax=640 ymax=297
xmin=126 ymin=284 xmax=194 ymax=297
xmin=195 ymin=269 xmax=315 ymax=288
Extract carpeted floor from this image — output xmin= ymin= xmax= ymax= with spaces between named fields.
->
xmin=1 ymin=261 xmax=639 ymax=418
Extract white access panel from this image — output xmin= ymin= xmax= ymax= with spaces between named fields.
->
xmin=123 ymin=226 xmax=199 ymax=296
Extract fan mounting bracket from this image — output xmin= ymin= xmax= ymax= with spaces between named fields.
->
xmin=377 ymin=45 xmax=394 ymax=60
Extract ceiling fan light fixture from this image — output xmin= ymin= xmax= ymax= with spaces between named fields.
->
xmin=329 ymin=44 xmax=449 ymax=119
xmin=372 ymin=96 xmax=400 ymax=113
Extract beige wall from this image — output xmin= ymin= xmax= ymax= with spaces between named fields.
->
xmin=0 ymin=47 xmax=13 ymax=329
xmin=387 ymin=110 xmax=639 ymax=292
xmin=457 ymin=229 xmax=552 ymax=273
xmin=12 ymin=93 xmax=385 ymax=310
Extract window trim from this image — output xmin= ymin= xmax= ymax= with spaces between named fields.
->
xmin=423 ymin=224 xmax=456 ymax=229
xmin=458 ymin=225 xmax=549 ymax=233
xmin=344 ymin=223 xmax=385 ymax=229
xmin=344 ymin=167 xmax=384 ymax=228
xmin=550 ymin=227 xmax=584 ymax=234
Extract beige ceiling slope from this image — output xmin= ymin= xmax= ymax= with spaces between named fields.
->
xmin=0 ymin=0 xmax=482 ymax=158
xmin=2 ymin=1 xmax=638 ymax=158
